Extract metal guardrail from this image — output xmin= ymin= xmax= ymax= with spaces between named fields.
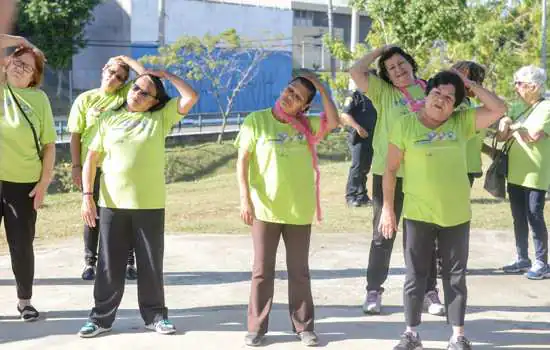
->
xmin=55 ymin=109 xmax=324 ymax=143
xmin=55 ymin=110 xmax=254 ymax=143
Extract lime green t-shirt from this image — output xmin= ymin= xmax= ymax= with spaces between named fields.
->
xmin=365 ymin=74 xmax=426 ymax=176
xmin=508 ymin=100 xmax=550 ymax=190
xmin=457 ymin=99 xmax=486 ymax=174
xmin=234 ymin=108 xmax=322 ymax=225
xmin=67 ymin=84 xmax=130 ymax=164
xmin=390 ymin=109 xmax=476 ymax=227
xmin=89 ymin=98 xmax=185 ymax=209
xmin=0 ymin=85 xmax=56 ymax=183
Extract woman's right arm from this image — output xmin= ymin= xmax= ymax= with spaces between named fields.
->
xmin=349 ymin=46 xmax=389 ymax=94
xmin=237 ymin=149 xmax=255 ymax=226
xmin=81 ymin=151 xmax=99 ymax=228
xmin=379 ymin=143 xmax=403 ymax=239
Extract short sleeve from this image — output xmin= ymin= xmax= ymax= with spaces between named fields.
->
xmin=88 ymin=117 xmax=105 ymax=154
xmin=455 ymin=108 xmax=476 ymax=140
xmin=388 ymin=116 xmax=406 ymax=151
xmin=67 ymin=93 xmax=87 ymax=133
xmin=234 ymin=113 xmax=256 ymax=153
xmin=39 ymin=91 xmax=57 ymax=145
xmin=158 ymin=98 xmax=184 ymax=136
xmin=365 ymin=73 xmax=392 ymax=110
xmin=535 ymin=102 xmax=550 ymax=134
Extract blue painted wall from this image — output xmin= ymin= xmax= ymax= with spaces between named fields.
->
xmin=132 ymin=46 xmax=293 ymax=114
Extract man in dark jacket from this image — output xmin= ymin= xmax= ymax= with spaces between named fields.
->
xmin=341 ymin=90 xmax=377 ymax=207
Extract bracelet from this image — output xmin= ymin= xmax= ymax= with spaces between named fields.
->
xmin=72 ymin=164 xmax=82 ymax=169
xmin=82 ymin=192 xmax=93 ymax=196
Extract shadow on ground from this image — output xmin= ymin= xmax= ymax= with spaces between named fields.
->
xmin=0 ymin=304 xmax=549 ymax=348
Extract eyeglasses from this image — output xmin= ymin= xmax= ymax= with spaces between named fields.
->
xmin=105 ymin=68 xmax=126 ymax=82
xmin=131 ymin=84 xmax=157 ymax=100
xmin=11 ymin=59 xmax=35 ymax=74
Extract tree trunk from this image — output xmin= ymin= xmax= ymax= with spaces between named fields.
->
xmin=56 ymin=69 xmax=63 ymax=97
xmin=217 ymin=112 xmax=228 ymax=144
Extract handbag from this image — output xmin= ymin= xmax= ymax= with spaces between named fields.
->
xmin=483 ymin=136 xmax=513 ymax=198
xmin=6 ymin=85 xmax=42 ymax=160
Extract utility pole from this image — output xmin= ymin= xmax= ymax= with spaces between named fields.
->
xmin=327 ymin=0 xmax=336 ymax=81
xmin=349 ymin=5 xmax=359 ymax=90
xmin=158 ymin=0 xmax=166 ymax=47
xmin=542 ymin=0 xmax=547 ymax=70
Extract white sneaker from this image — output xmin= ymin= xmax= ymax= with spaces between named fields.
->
xmin=424 ymin=290 xmax=445 ymax=316
xmin=362 ymin=290 xmax=382 ymax=314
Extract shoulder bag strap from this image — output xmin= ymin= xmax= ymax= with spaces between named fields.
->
xmin=6 ymin=85 xmax=42 ymax=161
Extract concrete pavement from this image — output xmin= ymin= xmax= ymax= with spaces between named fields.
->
xmin=0 ymin=231 xmax=549 ymax=349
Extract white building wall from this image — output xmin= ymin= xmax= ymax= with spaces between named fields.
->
xmin=164 ymin=0 xmax=293 ymax=50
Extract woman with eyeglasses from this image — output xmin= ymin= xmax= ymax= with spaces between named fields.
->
xmin=498 ymin=65 xmax=550 ymax=280
xmin=78 ymin=70 xmax=198 ymax=337
xmin=0 ymin=35 xmax=56 ymax=322
xmin=235 ymin=71 xmax=339 ymax=347
xmin=68 ymin=55 xmax=145 ymax=281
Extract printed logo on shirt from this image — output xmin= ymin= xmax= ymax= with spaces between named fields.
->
xmin=268 ymin=132 xmax=306 ymax=144
xmin=415 ymin=131 xmax=457 ymax=144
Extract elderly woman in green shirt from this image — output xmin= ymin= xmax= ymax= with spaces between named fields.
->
xmin=379 ymin=70 xmax=506 ymax=350
xmin=78 ymin=70 xmax=198 ymax=338
xmin=0 ymin=35 xmax=56 ymax=322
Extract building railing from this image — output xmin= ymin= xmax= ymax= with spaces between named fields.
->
xmin=55 ymin=110 xmax=254 ymax=143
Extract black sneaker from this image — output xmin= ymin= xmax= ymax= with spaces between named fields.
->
xmin=448 ymin=336 xmax=472 ymax=350
xmin=126 ymin=265 xmax=138 ymax=280
xmin=244 ymin=332 xmax=265 ymax=347
xmin=17 ymin=304 xmax=39 ymax=322
xmin=393 ymin=332 xmax=423 ymax=350
xmin=81 ymin=265 xmax=96 ymax=281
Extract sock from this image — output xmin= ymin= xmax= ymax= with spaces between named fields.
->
xmin=18 ymin=299 xmax=31 ymax=308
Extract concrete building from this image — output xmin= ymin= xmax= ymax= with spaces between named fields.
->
xmin=71 ymin=0 xmax=370 ymax=113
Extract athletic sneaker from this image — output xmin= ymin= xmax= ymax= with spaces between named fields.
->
xmin=502 ymin=259 xmax=531 ymax=273
xmin=424 ymin=290 xmax=445 ymax=316
xmin=244 ymin=332 xmax=265 ymax=347
xmin=393 ymin=332 xmax=423 ymax=350
xmin=78 ymin=321 xmax=112 ymax=338
xmin=525 ymin=261 xmax=550 ymax=280
xmin=362 ymin=290 xmax=382 ymax=314
xmin=17 ymin=304 xmax=39 ymax=322
xmin=297 ymin=331 xmax=319 ymax=346
xmin=448 ymin=336 xmax=472 ymax=350
xmin=145 ymin=319 xmax=176 ymax=334
xmin=126 ymin=264 xmax=138 ymax=280
xmin=81 ymin=265 xmax=96 ymax=281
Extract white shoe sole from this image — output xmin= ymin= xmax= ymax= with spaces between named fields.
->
xmin=78 ymin=327 xmax=112 ymax=338
xmin=145 ymin=324 xmax=176 ymax=334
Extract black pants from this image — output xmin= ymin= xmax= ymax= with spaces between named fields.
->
xmin=90 ymin=207 xmax=167 ymax=327
xmin=467 ymin=173 xmax=479 ymax=188
xmin=0 ymin=181 xmax=37 ymax=300
xmin=403 ymin=219 xmax=469 ymax=327
xmin=507 ymin=183 xmax=548 ymax=264
xmin=84 ymin=169 xmax=135 ymax=266
xmin=366 ymin=175 xmax=438 ymax=293
xmin=345 ymin=137 xmax=373 ymax=202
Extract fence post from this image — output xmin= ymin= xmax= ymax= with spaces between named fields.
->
xmin=237 ymin=112 xmax=241 ymax=128
xmin=198 ymin=114 xmax=202 ymax=134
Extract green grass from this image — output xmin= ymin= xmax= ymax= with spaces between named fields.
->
xmin=1 ymin=136 xmax=547 ymax=251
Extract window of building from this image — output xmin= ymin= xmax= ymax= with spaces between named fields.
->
xmin=294 ymin=10 xmax=314 ymax=27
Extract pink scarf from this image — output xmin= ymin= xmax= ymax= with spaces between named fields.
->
xmin=398 ymin=79 xmax=427 ymax=112
xmin=273 ymin=100 xmax=327 ymax=222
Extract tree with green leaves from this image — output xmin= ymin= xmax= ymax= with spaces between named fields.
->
xmin=140 ymin=29 xmax=276 ymax=143
xmin=17 ymin=0 xmax=101 ymax=96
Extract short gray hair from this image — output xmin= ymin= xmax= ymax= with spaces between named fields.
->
xmin=514 ymin=65 xmax=547 ymax=88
